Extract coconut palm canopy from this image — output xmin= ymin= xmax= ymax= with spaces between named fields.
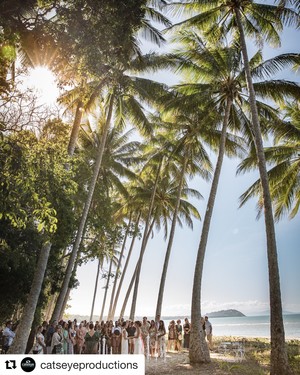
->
xmin=0 ymin=1 xmax=300 ymax=372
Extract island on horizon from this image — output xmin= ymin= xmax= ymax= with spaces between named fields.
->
xmin=205 ymin=309 xmax=246 ymax=318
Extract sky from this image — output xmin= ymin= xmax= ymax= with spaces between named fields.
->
xmin=66 ymin=9 xmax=300 ymax=320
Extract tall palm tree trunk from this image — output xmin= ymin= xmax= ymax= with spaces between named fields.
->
xmin=44 ymin=292 xmax=57 ymax=322
xmin=60 ymin=287 xmax=71 ymax=320
xmin=68 ymin=100 xmax=84 ymax=156
xmin=120 ymin=218 xmax=155 ymax=318
xmin=90 ymin=258 xmax=101 ymax=322
xmin=59 ymin=262 xmax=78 ymax=320
xmin=51 ymin=93 xmax=115 ymax=323
xmin=190 ymin=99 xmax=232 ymax=363
xmin=9 ymin=241 xmax=52 ymax=354
xmin=107 ymin=215 xmax=132 ymax=320
xmin=155 ymin=154 xmax=188 ymax=317
xmin=129 ymin=162 xmax=162 ymax=320
xmin=112 ymin=214 xmax=141 ymax=319
xmin=99 ymin=257 xmax=113 ymax=322
xmin=235 ymin=10 xmax=291 ymax=375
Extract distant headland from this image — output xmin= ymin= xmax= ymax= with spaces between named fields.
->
xmin=206 ymin=309 xmax=246 ymax=318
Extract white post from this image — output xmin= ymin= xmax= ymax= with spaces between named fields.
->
xmin=146 ymin=335 xmax=150 ymax=360
xmin=103 ymin=336 xmax=106 ymax=354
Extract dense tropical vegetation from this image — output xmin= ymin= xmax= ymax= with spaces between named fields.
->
xmin=0 ymin=0 xmax=299 ymax=373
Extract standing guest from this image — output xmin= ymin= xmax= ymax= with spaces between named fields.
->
xmin=148 ymin=320 xmax=157 ymax=357
xmin=134 ymin=321 xmax=144 ymax=354
xmin=99 ymin=322 xmax=106 ymax=354
xmin=68 ymin=321 xmax=76 ymax=354
xmin=81 ymin=322 xmax=88 ymax=354
xmin=2 ymin=321 xmax=16 ymax=353
xmin=127 ymin=321 xmax=136 ymax=354
xmin=75 ymin=323 xmax=85 ymax=354
xmin=175 ymin=319 xmax=183 ymax=351
xmin=155 ymin=314 xmax=161 ymax=330
xmin=204 ymin=316 xmax=213 ymax=350
xmin=45 ymin=320 xmax=57 ymax=354
xmin=141 ymin=317 xmax=150 ymax=357
xmin=51 ymin=325 xmax=63 ymax=354
xmin=167 ymin=320 xmax=177 ymax=352
xmin=33 ymin=326 xmax=46 ymax=354
xmin=157 ymin=320 xmax=166 ymax=358
xmin=95 ymin=322 xmax=102 ymax=353
xmin=112 ymin=321 xmax=122 ymax=354
xmin=61 ymin=321 xmax=69 ymax=354
xmin=121 ymin=321 xmax=129 ymax=354
xmin=201 ymin=317 xmax=206 ymax=338
xmin=41 ymin=321 xmax=48 ymax=338
xmin=183 ymin=318 xmax=191 ymax=349
xmin=105 ymin=321 xmax=113 ymax=354
xmin=84 ymin=323 xmax=99 ymax=354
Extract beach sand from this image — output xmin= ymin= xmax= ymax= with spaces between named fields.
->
xmin=145 ymin=350 xmax=242 ymax=375
xmin=145 ymin=338 xmax=300 ymax=375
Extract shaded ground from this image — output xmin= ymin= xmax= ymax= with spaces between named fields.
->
xmin=145 ymin=338 xmax=300 ymax=375
xmin=145 ymin=351 xmax=250 ymax=375
xmin=146 ymin=351 xmax=225 ymax=375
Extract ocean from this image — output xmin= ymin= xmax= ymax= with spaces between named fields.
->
xmin=163 ymin=314 xmax=300 ymax=339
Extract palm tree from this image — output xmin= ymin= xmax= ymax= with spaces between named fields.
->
xmin=164 ymin=38 xmax=251 ymax=363
xmin=51 ymin=53 xmax=172 ymax=322
xmin=154 ymin=111 xmax=214 ymax=318
xmin=9 ymin=242 xmax=52 ymax=353
xmin=129 ymin=156 xmax=164 ymax=320
xmin=51 ymin=91 xmax=115 ymax=322
xmin=121 ymin=131 xmax=184 ymax=320
xmin=165 ymin=36 xmax=300 ymax=363
xmin=90 ymin=257 xmax=101 ymax=321
xmin=62 ymin=0 xmax=171 ymax=157
xmin=238 ymin=102 xmax=300 ymax=221
xmin=167 ymin=2 xmax=299 ymax=371
xmin=128 ymin=152 xmax=204 ymax=319
xmin=107 ymin=214 xmax=133 ymax=321
xmin=115 ymin=136 xmax=171 ymax=319
xmin=59 ymin=114 xmax=142 ymax=319
xmin=99 ymin=249 xmax=121 ymax=322
xmin=79 ymin=119 xmax=143 ymax=321
xmin=110 ymin=211 xmax=142 ymax=319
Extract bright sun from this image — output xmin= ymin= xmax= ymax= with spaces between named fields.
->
xmin=26 ymin=66 xmax=59 ymax=106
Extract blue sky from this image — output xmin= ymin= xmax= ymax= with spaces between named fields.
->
xmin=69 ymin=156 xmax=300 ymax=318
xmin=67 ymin=12 xmax=300 ymax=319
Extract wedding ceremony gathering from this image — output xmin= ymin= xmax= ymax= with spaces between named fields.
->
xmin=0 ymin=1 xmax=300 ymax=374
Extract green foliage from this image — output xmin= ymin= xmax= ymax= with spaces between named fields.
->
xmin=0 ymin=121 xmax=77 ymax=234
xmin=47 ymin=0 xmax=148 ymax=84
xmin=0 ymin=119 xmax=82 ymax=321
xmin=0 ymin=224 xmax=40 ymax=322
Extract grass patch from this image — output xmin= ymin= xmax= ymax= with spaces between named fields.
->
xmin=213 ymin=337 xmax=300 ymax=374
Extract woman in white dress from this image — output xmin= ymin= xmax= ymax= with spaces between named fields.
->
xmin=68 ymin=321 xmax=76 ymax=354
xmin=134 ymin=321 xmax=144 ymax=355
xmin=157 ymin=320 xmax=166 ymax=358
xmin=33 ymin=326 xmax=46 ymax=354
xmin=51 ymin=325 xmax=63 ymax=354
xmin=121 ymin=321 xmax=128 ymax=354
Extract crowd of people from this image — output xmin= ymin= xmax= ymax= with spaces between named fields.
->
xmin=1 ymin=314 xmax=213 ymax=356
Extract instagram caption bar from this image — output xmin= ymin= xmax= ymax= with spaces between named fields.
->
xmin=1 ymin=354 xmax=145 ymax=375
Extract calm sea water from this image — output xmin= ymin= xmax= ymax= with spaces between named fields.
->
xmin=164 ymin=314 xmax=300 ymax=339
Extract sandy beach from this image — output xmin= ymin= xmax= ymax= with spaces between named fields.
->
xmin=146 ymin=351 xmax=226 ymax=375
